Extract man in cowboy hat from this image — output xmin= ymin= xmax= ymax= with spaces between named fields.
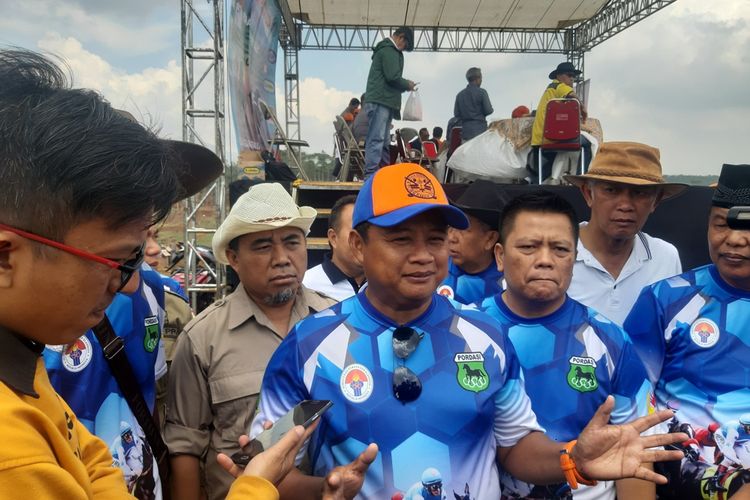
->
xmin=564 ymin=141 xmax=687 ymax=325
xmin=529 ymin=61 xmax=590 ymax=183
xmin=438 ymin=180 xmax=507 ymax=305
xmin=624 ymin=163 xmax=750 ymax=499
xmin=250 ymin=162 xmax=687 ymax=499
xmin=165 ymin=183 xmax=336 ymax=500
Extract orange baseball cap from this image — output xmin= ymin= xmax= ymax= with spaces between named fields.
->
xmin=352 ymin=163 xmax=469 ymax=229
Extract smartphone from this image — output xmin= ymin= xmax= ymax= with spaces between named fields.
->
xmin=727 ymin=206 xmax=750 ymax=230
xmin=231 ymin=399 xmax=332 ymax=467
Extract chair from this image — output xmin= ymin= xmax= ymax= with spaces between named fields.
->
xmin=334 ymin=115 xmax=366 ymax=181
xmin=447 ymin=126 xmax=462 ymax=160
xmin=537 ymin=98 xmax=585 ymax=184
xmin=422 ymin=140 xmax=439 ymax=162
xmin=258 ymin=99 xmax=311 ymax=181
xmin=394 ymin=129 xmax=422 ymax=164
xmin=420 ymin=140 xmax=439 ymax=171
xmin=399 ymin=127 xmax=419 ymax=144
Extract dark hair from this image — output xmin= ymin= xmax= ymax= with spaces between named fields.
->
xmin=354 ymin=222 xmax=371 ymax=242
xmin=328 ymin=194 xmax=358 ymax=231
xmin=499 ymin=191 xmax=579 ymax=244
xmin=228 ymin=236 xmax=241 ymax=252
xmin=349 ymin=97 xmax=361 ymax=108
xmin=432 ymin=126 xmax=443 ymax=139
xmin=466 ymin=67 xmax=482 ymax=83
xmin=393 ymin=27 xmax=414 ymax=52
xmin=0 ymin=49 xmax=180 ymax=241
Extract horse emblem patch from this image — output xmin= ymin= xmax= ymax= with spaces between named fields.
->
xmin=143 ymin=316 xmax=160 ymax=353
xmin=455 ymin=352 xmax=489 ymax=393
xmin=404 ymin=172 xmax=437 ymax=199
xmin=567 ymin=356 xmax=598 ymax=393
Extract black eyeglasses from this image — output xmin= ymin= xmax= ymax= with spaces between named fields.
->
xmin=0 ymin=222 xmax=145 ymax=292
xmin=392 ymin=326 xmax=424 ymax=403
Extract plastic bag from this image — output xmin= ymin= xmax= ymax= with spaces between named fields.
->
xmin=446 ymin=129 xmax=528 ymax=180
xmin=402 ymin=91 xmax=423 ymax=121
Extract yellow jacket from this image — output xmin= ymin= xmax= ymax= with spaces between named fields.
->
xmin=0 ymin=357 xmax=132 ymax=499
xmin=226 ymin=476 xmax=279 ymax=500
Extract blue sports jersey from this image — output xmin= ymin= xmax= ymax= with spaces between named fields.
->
xmin=624 ymin=264 xmax=750 ymax=499
xmin=44 ymin=265 xmax=166 ymax=500
xmin=252 ymin=293 xmax=541 ymax=499
xmin=479 ymin=294 xmax=653 ymax=500
xmin=436 ymin=258 xmax=503 ymax=305
xmin=160 ymin=273 xmax=188 ymax=300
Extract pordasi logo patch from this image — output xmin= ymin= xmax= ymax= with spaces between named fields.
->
xmin=340 ymin=364 xmax=373 ymax=403
xmin=62 ymin=336 xmax=93 ymax=372
xmin=690 ymin=318 xmax=720 ymax=348
xmin=567 ymin=356 xmax=598 ymax=393
xmin=143 ymin=316 xmax=160 ymax=353
xmin=455 ymin=352 xmax=489 ymax=393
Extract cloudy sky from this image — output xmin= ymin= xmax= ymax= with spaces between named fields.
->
xmin=1 ymin=0 xmax=747 ymax=175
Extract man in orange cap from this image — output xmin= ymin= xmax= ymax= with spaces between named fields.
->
xmin=249 ymin=163 xmax=687 ymax=499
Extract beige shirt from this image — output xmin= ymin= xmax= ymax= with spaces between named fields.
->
xmin=164 ymin=285 xmax=335 ymax=500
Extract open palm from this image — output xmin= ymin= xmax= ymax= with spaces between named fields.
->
xmin=574 ymin=396 xmax=688 ymax=483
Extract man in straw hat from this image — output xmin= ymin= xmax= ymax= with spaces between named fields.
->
xmin=165 ymin=183 xmax=336 ymax=500
xmin=624 ymin=164 xmax=750 ymax=499
xmin=564 ymin=141 xmax=687 ymax=325
xmin=438 ymin=180 xmax=507 ymax=305
xmin=529 ymin=61 xmax=590 ymax=182
xmin=251 ymin=162 xmax=687 ymax=499
xmin=0 ymin=48 xmax=221 ymax=498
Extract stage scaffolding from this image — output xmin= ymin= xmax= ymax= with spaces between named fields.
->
xmin=180 ymin=0 xmax=676 ymax=301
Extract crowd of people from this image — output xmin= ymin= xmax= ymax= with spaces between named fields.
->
xmin=335 ymin=26 xmax=596 ymax=184
xmin=2 ymin=40 xmax=750 ymax=500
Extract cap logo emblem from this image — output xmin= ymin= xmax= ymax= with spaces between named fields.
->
xmin=404 ymin=172 xmax=437 ymax=199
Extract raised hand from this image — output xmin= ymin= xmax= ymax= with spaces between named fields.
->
xmin=321 ymin=443 xmax=379 ymax=500
xmin=572 ymin=396 xmax=688 ymax=483
xmin=216 ymin=420 xmax=318 ymax=486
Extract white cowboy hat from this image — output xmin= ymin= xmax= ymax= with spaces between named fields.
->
xmin=212 ymin=183 xmax=317 ymax=264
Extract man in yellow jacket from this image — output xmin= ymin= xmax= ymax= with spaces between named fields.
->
xmin=0 ymin=49 xmax=221 ymax=498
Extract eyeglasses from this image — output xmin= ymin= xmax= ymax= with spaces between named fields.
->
xmin=392 ymin=326 xmax=424 ymax=403
xmin=0 ymin=222 xmax=145 ymax=292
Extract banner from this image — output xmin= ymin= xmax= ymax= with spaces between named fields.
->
xmin=228 ymin=0 xmax=280 ymax=153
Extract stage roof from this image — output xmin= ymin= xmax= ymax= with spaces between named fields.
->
xmin=278 ymin=0 xmax=677 ymax=53
xmin=290 ymin=0 xmax=608 ymax=30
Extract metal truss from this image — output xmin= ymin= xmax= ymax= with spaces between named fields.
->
xmin=180 ymin=0 xmax=226 ymax=308
xmin=575 ymin=0 xmax=677 ymax=51
xmin=281 ymin=27 xmax=302 ymax=146
xmin=297 ymin=25 xmax=573 ymax=53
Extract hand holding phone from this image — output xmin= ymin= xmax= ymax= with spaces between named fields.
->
xmin=231 ymin=399 xmax=332 ymax=467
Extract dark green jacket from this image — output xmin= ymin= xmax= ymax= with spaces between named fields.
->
xmin=365 ymin=38 xmax=411 ymax=119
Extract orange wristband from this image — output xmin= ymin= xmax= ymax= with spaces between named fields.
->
xmin=559 ymin=440 xmax=597 ymax=489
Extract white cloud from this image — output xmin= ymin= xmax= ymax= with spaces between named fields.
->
xmin=36 ymin=33 xmax=184 ymax=140
xmin=3 ymin=0 xmax=748 ymax=175
xmin=0 ymin=0 xmax=175 ymax=56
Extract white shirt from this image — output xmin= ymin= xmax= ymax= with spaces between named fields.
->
xmin=568 ymin=222 xmax=682 ymax=326
xmin=302 ymin=254 xmax=361 ymax=301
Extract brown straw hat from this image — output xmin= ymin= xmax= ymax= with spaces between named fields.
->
xmin=564 ymin=141 xmax=688 ymax=199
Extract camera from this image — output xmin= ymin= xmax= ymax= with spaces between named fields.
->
xmin=727 ymin=207 xmax=750 ymax=230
